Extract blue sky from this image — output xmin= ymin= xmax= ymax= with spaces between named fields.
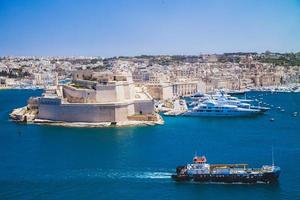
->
xmin=0 ymin=0 xmax=299 ymax=57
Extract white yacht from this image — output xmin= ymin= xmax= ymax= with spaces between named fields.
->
xmin=189 ymin=92 xmax=269 ymax=113
xmin=183 ymin=99 xmax=261 ymax=117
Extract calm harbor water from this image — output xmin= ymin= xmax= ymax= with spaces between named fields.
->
xmin=0 ymin=89 xmax=299 ymax=200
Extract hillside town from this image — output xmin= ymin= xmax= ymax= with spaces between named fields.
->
xmin=1 ymin=52 xmax=300 ymax=101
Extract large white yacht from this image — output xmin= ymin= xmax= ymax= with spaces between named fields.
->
xmin=189 ymin=92 xmax=269 ymax=113
xmin=184 ymin=99 xmax=261 ymax=117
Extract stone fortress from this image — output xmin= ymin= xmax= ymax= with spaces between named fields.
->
xmin=11 ymin=70 xmax=161 ymax=126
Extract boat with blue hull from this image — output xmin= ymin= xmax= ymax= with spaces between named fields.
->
xmin=172 ymin=155 xmax=280 ymax=184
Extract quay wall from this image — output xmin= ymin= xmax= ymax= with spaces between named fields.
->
xmin=37 ymin=100 xmax=153 ymax=123
xmin=115 ymin=104 xmax=135 ymax=122
xmin=38 ymin=103 xmax=117 ymax=122
xmin=134 ymin=100 xmax=154 ymax=114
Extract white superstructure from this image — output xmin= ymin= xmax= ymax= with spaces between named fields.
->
xmin=184 ymin=99 xmax=260 ymax=117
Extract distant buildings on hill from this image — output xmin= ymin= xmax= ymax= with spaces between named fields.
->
xmin=0 ymin=53 xmax=299 ymax=98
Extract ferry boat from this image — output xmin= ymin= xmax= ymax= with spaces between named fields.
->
xmin=172 ymin=155 xmax=280 ymax=184
xmin=183 ymin=100 xmax=261 ymax=117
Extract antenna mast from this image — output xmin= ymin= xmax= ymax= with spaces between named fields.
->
xmin=272 ymin=146 xmax=275 ymax=166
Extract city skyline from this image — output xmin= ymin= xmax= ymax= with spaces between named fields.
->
xmin=1 ymin=0 xmax=300 ymax=57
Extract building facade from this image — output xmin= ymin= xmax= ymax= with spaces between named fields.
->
xmin=37 ymin=70 xmax=155 ymax=123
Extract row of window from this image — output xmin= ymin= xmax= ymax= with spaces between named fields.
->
xmin=196 ymin=110 xmax=238 ymax=113
xmin=202 ymin=106 xmax=231 ymax=109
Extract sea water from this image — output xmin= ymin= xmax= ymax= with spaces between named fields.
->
xmin=0 ymin=89 xmax=299 ymax=200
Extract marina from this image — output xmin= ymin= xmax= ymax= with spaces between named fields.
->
xmin=160 ymin=91 xmax=271 ymax=117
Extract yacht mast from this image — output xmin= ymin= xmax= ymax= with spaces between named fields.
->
xmin=272 ymin=146 xmax=275 ymax=166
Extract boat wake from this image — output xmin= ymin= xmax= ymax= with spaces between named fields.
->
xmin=128 ymin=172 xmax=173 ymax=179
xmin=5 ymin=167 xmax=174 ymax=182
xmin=28 ymin=169 xmax=174 ymax=181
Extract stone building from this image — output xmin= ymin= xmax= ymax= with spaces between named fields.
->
xmin=37 ymin=70 xmax=155 ymax=123
xmin=146 ymin=83 xmax=173 ymax=100
xmin=172 ymin=81 xmax=206 ymax=97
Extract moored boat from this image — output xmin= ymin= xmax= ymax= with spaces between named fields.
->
xmin=183 ymin=99 xmax=261 ymax=117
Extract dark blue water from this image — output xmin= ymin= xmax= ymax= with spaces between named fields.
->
xmin=0 ymin=90 xmax=299 ymax=200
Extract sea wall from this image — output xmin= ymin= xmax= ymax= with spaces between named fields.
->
xmin=38 ymin=100 xmax=154 ymax=123
xmin=115 ymin=103 xmax=135 ymax=122
xmin=134 ymin=100 xmax=154 ymax=114
xmin=37 ymin=86 xmax=155 ymax=123
xmin=38 ymin=103 xmax=116 ymax=122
